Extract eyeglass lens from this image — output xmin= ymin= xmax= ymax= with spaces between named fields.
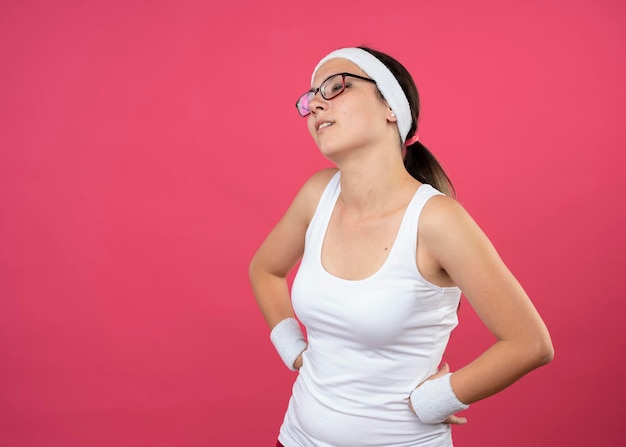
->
xmin=297 ymin=74 xmax=345 ymax=117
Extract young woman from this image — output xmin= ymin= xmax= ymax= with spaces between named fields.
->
xmin=249 ymin=47 xmax=554 ymax=447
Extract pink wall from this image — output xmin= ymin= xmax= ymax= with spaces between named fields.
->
xmin=1 ymin=0 xmax=624 ymax=445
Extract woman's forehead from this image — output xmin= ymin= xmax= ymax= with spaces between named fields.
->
xmin=311 ymin=58 xmax=368 ymax=87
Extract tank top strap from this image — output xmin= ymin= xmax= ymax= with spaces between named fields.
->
xmin=393 ymin=183 xmax=444 ymax=264
xmin=304 ymin=171 xmax=341 ymax=246
xmin=305 ymin=174 xmax=444 ymax=273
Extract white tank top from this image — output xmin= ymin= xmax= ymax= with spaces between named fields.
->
xmin=280 ymin=172 xmax=462 ymax=447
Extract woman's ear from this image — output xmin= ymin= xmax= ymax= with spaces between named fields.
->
xmin=387 ymin=109 xmax=397 ymax=122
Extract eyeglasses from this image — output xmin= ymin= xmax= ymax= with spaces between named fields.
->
xmin=295 ymin=72 xmax=377 ymax=117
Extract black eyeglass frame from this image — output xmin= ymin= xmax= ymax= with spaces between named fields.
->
xmin=295 ymin=72 xmax=377 ymax=117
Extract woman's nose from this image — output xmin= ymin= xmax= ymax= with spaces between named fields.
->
xmin=307 ymin=90 xmax=328 ymax=115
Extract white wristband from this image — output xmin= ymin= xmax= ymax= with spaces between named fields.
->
xmin=270 ymin=318 xmax=307 ymax=371
xmin=409 ymin=373 xmax=469 ymax=424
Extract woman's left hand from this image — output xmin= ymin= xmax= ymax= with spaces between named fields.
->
xmin=409 ymin=363 xmax=468 ymax=425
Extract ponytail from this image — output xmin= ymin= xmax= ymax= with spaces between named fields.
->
xmin=357 ymin=47 xmax=456 ymax=198
xmin=404 ymin=140 xmax=455 ymax=197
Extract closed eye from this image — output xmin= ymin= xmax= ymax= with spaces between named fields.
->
xmin=330 ymin=82 xmax=343 ymax=93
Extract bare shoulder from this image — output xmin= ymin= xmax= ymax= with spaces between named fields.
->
xmin=250 ymin=168 xmax=338 ymax=277
xmin=291 ymin=168 xmax=338 ymax=222
xmin=419 ymin=194 xmax=475 ymax=234
xmin=418 ymin=193 xmax=493 ymax=267
xmin=300 ymin=167 xmax=338 ymax=197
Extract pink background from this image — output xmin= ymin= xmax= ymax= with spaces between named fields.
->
xmin=1 ymin=0 xmax=625 ymax=445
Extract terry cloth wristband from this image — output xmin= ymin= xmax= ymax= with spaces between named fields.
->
xmin=270 ymin=318 xmax=307 ymax=371
xmin=409 ymin=373 xmax=470 ymax=424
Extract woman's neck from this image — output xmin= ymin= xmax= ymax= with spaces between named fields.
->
xmin=334 ymin=146 xmax=419 ymax=217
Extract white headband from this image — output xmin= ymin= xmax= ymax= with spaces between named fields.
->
xmin=311 ymin=47 xmax=412 ymax=143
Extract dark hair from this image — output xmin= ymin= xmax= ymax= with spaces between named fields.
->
xmin=359 ymin=47 xmax=455 ymax=197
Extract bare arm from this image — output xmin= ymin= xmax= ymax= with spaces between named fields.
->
xmin=249 ymin=169 xmax=337 ymax=329
xmin=419 ymin=195 xmax=554 ymax=405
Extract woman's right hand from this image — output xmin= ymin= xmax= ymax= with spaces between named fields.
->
xmin=293 ymin=349 xmax=306 ymax=370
